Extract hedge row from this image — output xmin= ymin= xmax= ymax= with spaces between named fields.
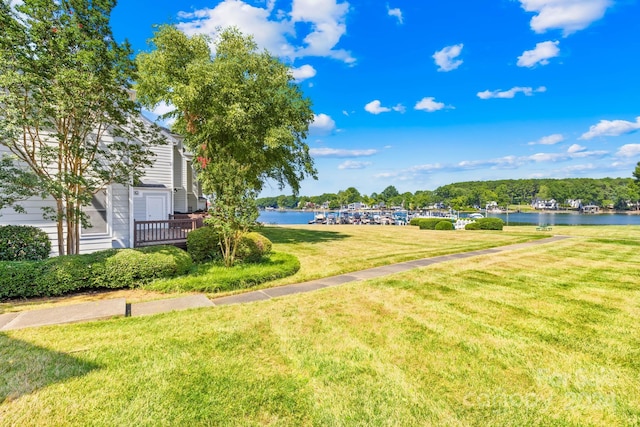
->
xmin=465 ymin=217 xmax=505 ymax=230
xmin=0 ymin=225 xmax=51 ymax=261
xmin=410 ymin=218 xmax=454 ymax=230
xmin=0 ymin=245 xmax=192 ymax=300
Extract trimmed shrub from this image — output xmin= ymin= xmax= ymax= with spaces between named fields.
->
xmin=435 ymin=220 xmax=454 ymax=230
xmin=100 ymin=246 xmax=193 ymax=288
xmin=409 ymin=217 xmax=423 ymax=226
xmin=0 ymin=261 xmax=50 ymax=299
xmin=476 ymin=217 xmax=505 ymax=230
xmin=417 ymin=218 xmax=453 ymax=230
xmin=187 ymin=226 xmax=221 ymax=263
xmin=0 ymin=225 xmax=51 ymax=261
xmin=465 ymin=222 xmax=481 ymax=230
xmin=236 ymin=232 xmax=273 ymax=263
xmin=146 ymin=252 xmax=300 ymax=294
xmin=0 ymin=245 xmax=192 ymax=300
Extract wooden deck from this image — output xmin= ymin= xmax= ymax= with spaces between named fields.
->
xmin=134 ymin=217 xmax=205 ymax=248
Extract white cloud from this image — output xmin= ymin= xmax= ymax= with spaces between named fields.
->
xmin=580 ymin=117 xmax=640 ymax=140
xmin=517 ymin=40 xmax=560 ymax=67
xmin=142 ymin=101 xmax=176 ymax=127
xmin=177 ymin=1 xmax=295 ymax=58
xmin=310 ymin=147 xmax=377 ymax=157
xmin=151 ymin=101 xmax=175 ymax=116
xmin=387 ymin=6 xmax=403 ymax=24
xmin=414 ymin=97 xmax=449 ymax=112
xmin=616 ymin=144 xmax=640 ymax=158
xmin=176 ymin=0 xmax=354 ymax=64
xmin=567 ymin=143 xmax=586 ymax=153
xmin=338 ymin=160 xmax=372 ymax=169
xmin=457 ymin=156 xmax=520 ymax=170
xmin=365 ymin=100 xmax=391 ymax=114
xmin=290 ymin=0 xmax=354 ymax=63
xmin=529 ymin=134 xmax=564 ymax=145
xmin=309 ymin=113 xmax=336 ymax=135
xmin=477 ymin=86 xmax=546 ymax=99
xmin=375 ymin=172 xmax=398 ymax=178
xmin=433 ymin=44 xmax=464 ymax=72
xmin=519 ymin=0 xmax=613 ymax=36
xmin=528 ymin=149 xmax=607 ymax=162
xmin=564 ymin=164 xmax=596 ymax=172
xmin=290 ymin=64 xmax=317 ymax=81
xmin=409 ymin=163 xmax=444 ymax=173
xmin=392 ymin=104 xmax=406 ymax=113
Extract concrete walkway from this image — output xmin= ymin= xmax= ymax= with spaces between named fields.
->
xmin=0 ymin=235 xmax=569 ymax=331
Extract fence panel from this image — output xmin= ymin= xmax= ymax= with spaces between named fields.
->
xmin=134 ymin=219 xmax=200 ymax=247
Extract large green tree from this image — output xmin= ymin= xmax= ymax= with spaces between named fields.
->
xmin=136 ymin=25 xmax=316 ymax=265
xmin=633 ymin=162 xmax=640 ymax=184
xmin=0 ymin=0 xmax=161 ymax=255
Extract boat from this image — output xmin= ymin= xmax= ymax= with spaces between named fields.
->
xmin=468 ymin=213 xmax=484 ymax=219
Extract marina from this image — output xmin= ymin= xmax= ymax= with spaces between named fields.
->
xmin=258 ymin=209 xmax=640 ymax=226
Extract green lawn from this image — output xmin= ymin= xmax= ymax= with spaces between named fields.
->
xmin=2 ymin=226 xmax=640 ymax=425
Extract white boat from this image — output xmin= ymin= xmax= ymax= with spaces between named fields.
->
xmin=468 ymin=213 xmax=484 ymax=219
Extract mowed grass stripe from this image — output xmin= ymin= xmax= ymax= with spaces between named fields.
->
xmin=1 ymin=226 xmax=639 ymax=425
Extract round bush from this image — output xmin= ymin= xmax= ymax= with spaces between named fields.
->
xmin=435 ymin=220 xmax=454 ymax=230
xmin=476 ymin=217 xmax=505 ymax=230
xmin=187 ymin=226 xmax=221 ymax=263
xmin=465 ymin=222 xmax=481 ymax=230
xmin=101 ymin=246 xmax=193 ymax=288
xmin=417 ymin=218 xmax=452 ymax=230
xmin=0 ymin=225 xmax=51 ymax=261
xmin=236 ymin=232 xmax=273 ymax=263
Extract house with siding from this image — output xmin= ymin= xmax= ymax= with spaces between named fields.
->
xmin=0 ymin=117 xmax=205 ymax=256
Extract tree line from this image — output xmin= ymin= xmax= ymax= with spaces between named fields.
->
xmin=258 ymin=177 xmax=640 ymax=211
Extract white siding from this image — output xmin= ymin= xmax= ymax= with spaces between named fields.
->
xmin=0 ymin=116 xmax=201 ymax=254
xmin=110 ymin=183 xmax=130 ymax=248
xmin=139 ymin=139 xmax=173 ymax=188
xmin=132 ymin=188 xmax=172 ymax=221
xmin=173 ymin=145 xmax=187 ymax=213
xmin=0 ymin=184 xmax=126 ymax=256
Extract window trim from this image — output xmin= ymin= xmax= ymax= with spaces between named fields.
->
xmin=81 ymin=187 xmax=112 ymax=238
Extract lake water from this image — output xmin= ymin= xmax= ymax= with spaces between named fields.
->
xmin=259 ymin=210 xmax=640 ymax=226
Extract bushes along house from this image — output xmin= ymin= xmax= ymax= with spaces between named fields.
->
xmin=0 ymin=245 xmax=192 ymax=300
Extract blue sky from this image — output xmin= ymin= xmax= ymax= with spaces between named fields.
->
xmin=110 ymin=0 xmax=640 ymax=197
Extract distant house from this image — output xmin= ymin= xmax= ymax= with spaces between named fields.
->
xmin=0 ymin=116 xmax=204 ymax=256
xmin=428 ymin=202 xmax=446 ymax=210
xmin=532 ymin=199 xmax=558 ymax=210
xmin=485 ymin=201 xmax=499 ymax=212
xmin=347 ymin=202 xmax=368 ymax=210
xmin=566 ymin=199 xmax=582 ymax=210
xmin=581 ymin=204 xmax=600 ymax=214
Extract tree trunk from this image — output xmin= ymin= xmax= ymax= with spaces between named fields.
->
xmin=56 ymin=198 xmax=65 ymax=256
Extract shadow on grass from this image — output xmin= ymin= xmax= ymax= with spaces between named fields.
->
xmin=260 ymin=226 xmax=349 ymax=245
xmin=0 ymin=334 xmax=98 ymax=403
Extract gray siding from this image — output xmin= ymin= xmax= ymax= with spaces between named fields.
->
xmin=0 ymin=184 xmax=125 ymax=256
xmin=111 ymin=183 xmax=130 ymax=248
xmin=139 ymin=139 xmax=173 ymax=188
xmin=132 ymin=188 xmax=172 ymax=221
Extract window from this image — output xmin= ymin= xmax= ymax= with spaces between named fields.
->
xmin=82 ymin=189 xmax=108 ymax=235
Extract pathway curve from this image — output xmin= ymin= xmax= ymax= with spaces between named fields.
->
xmin=0 ymin=235 xmax=570 ymax=331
